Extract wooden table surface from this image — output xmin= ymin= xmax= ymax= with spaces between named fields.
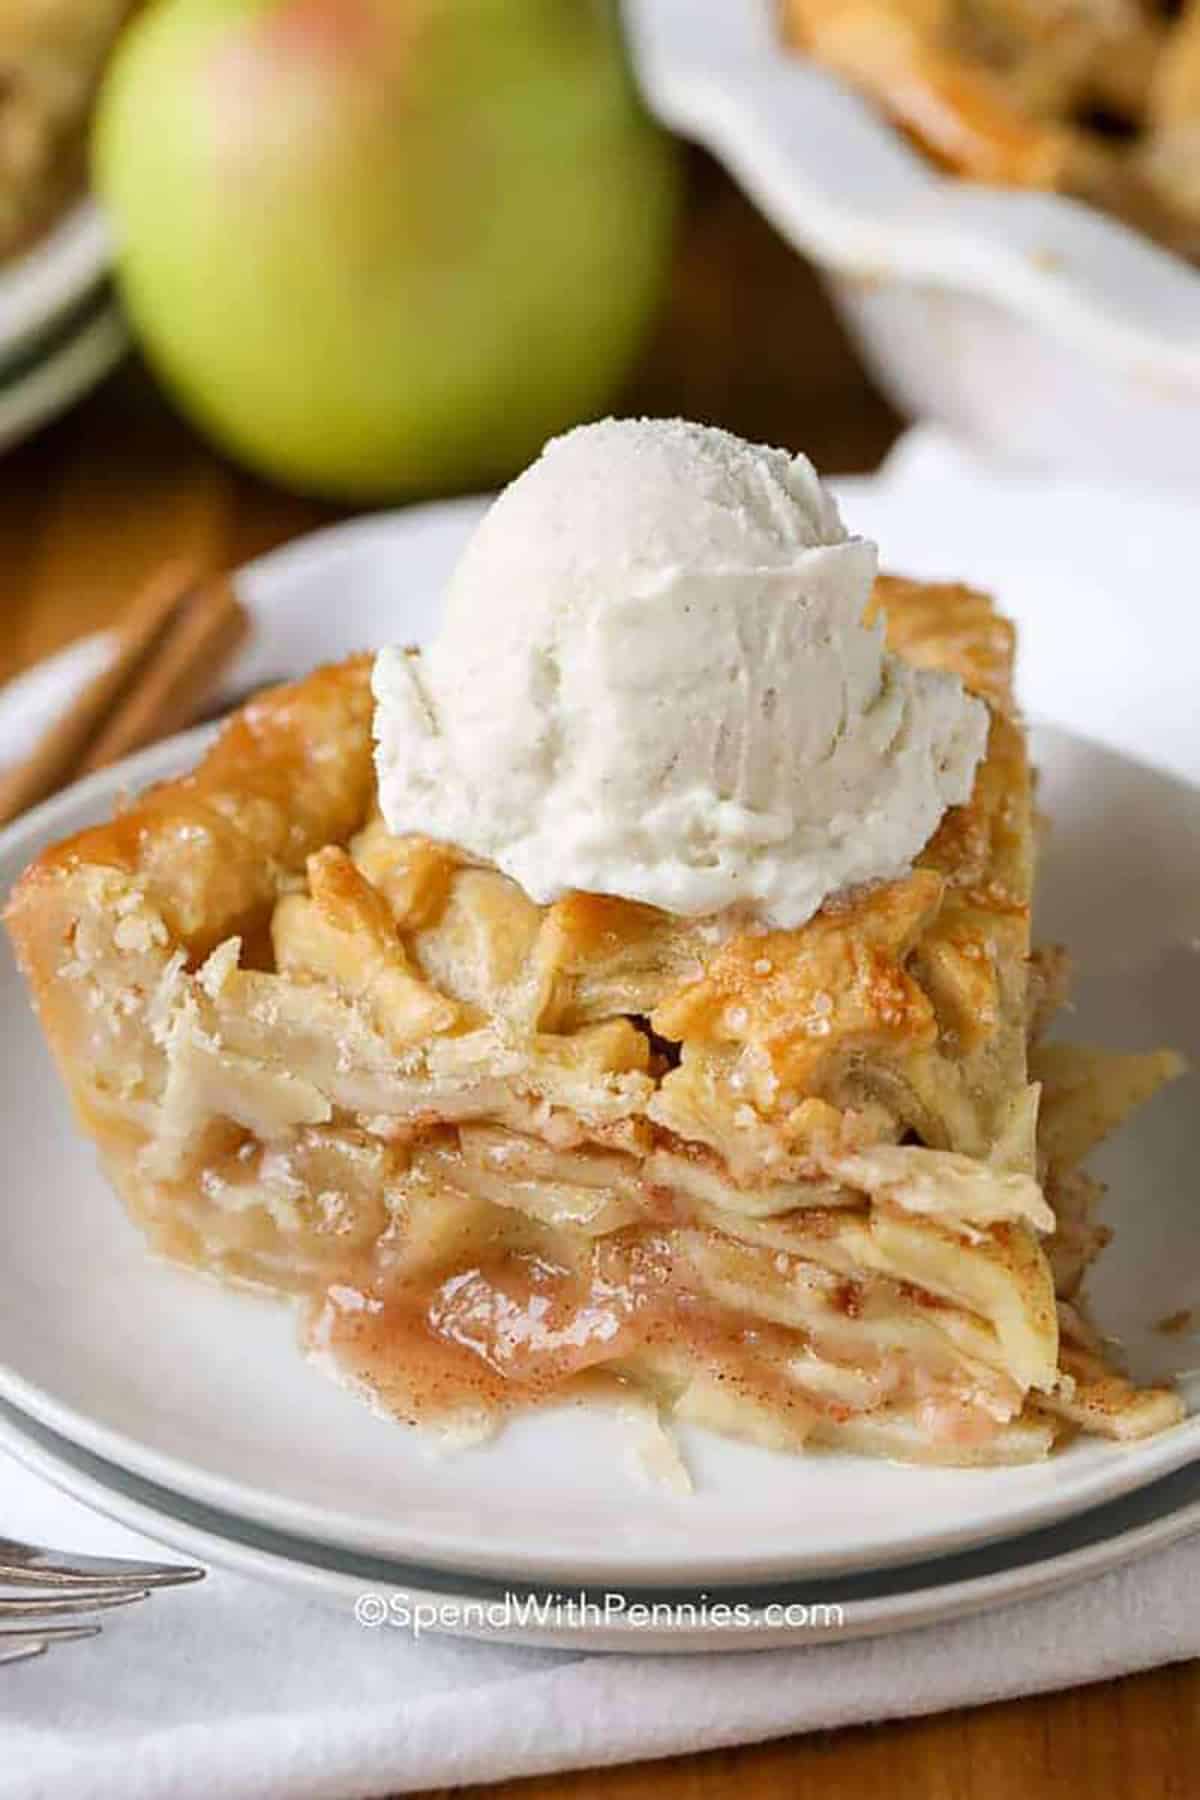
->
xmin=4 ymin=153 xmax=1194 ymax=1797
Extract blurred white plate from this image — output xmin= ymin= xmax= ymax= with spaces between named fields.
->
xmin=0 ymin=295 xmax=126 ymax=453
xmin=0 ymin=468 xmax=1195 ymax=1588
xmin=627 ymin=0 xmax=1200 ymax=482
xmin=0 ymin=201 xmax=110 ymax=357
xmin=0 ymin=201 xmax=125 ymax=451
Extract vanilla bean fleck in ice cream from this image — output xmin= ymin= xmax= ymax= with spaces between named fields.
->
xmin=372 ymin=418 xmax=988 ymax=926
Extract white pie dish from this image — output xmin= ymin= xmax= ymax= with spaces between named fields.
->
xmin=626 ymin=0 xmax=1200 ymax=484
xmin=0 ymin=479 xmax=1196 ymax=1590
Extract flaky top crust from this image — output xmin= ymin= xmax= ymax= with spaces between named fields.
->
xmin=15 ymin=654 xmax=377 ymax=958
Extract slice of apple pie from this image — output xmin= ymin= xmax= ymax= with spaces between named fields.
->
xmin=6 ymin=577 xmax=1184 ymax=1468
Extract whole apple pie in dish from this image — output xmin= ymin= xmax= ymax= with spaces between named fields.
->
xmin=6 ymin=572 xmax=1184 ymax=1472
xmin=782 ymin=0 xmax=1200 ymax=263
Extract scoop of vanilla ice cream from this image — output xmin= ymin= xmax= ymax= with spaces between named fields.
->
xmin=373 ymin=418 xmax=988 ymax=927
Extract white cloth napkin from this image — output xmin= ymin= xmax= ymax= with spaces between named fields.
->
xmin=2 ymin=429 xmax=1198 ymax=1800
xmin=3 ymin=1451 xmax=1199 ymax=1800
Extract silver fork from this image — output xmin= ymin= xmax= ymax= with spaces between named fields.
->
xmin=0 ymin=1536 xmax=205 ymax=1666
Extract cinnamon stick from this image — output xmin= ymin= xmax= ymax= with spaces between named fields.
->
xmin=0 ymin=565 xmax=249 ymax=825
xmin=79 ymin=576 xmax=248 ymax=774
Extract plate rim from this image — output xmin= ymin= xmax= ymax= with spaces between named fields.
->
xmin=0 ymin=497 xmax=494 ymax=762
xmin=4 ymin=1394 xmax=1200 ymax=1653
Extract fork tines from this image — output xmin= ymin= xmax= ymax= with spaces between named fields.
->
xmin=0 ymin=1537 xmax=204 ymax=1589
xmin=0 ymin=1537 xmax=205 ymax=1667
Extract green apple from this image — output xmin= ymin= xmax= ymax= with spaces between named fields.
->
xmin=93 ymin=0 xmax=680 ymax=499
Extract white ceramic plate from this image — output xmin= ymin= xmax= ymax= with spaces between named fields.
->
xmin=626 ymin=0 xmax=1200 ymax=482
xmin=4 ymin=1396 xmax=1200 ymax=1653
xmin=0 ymin=478 xmax=1196 ymax=1589
xmin=0 ymin=721 xmax=1194 ymax=1586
